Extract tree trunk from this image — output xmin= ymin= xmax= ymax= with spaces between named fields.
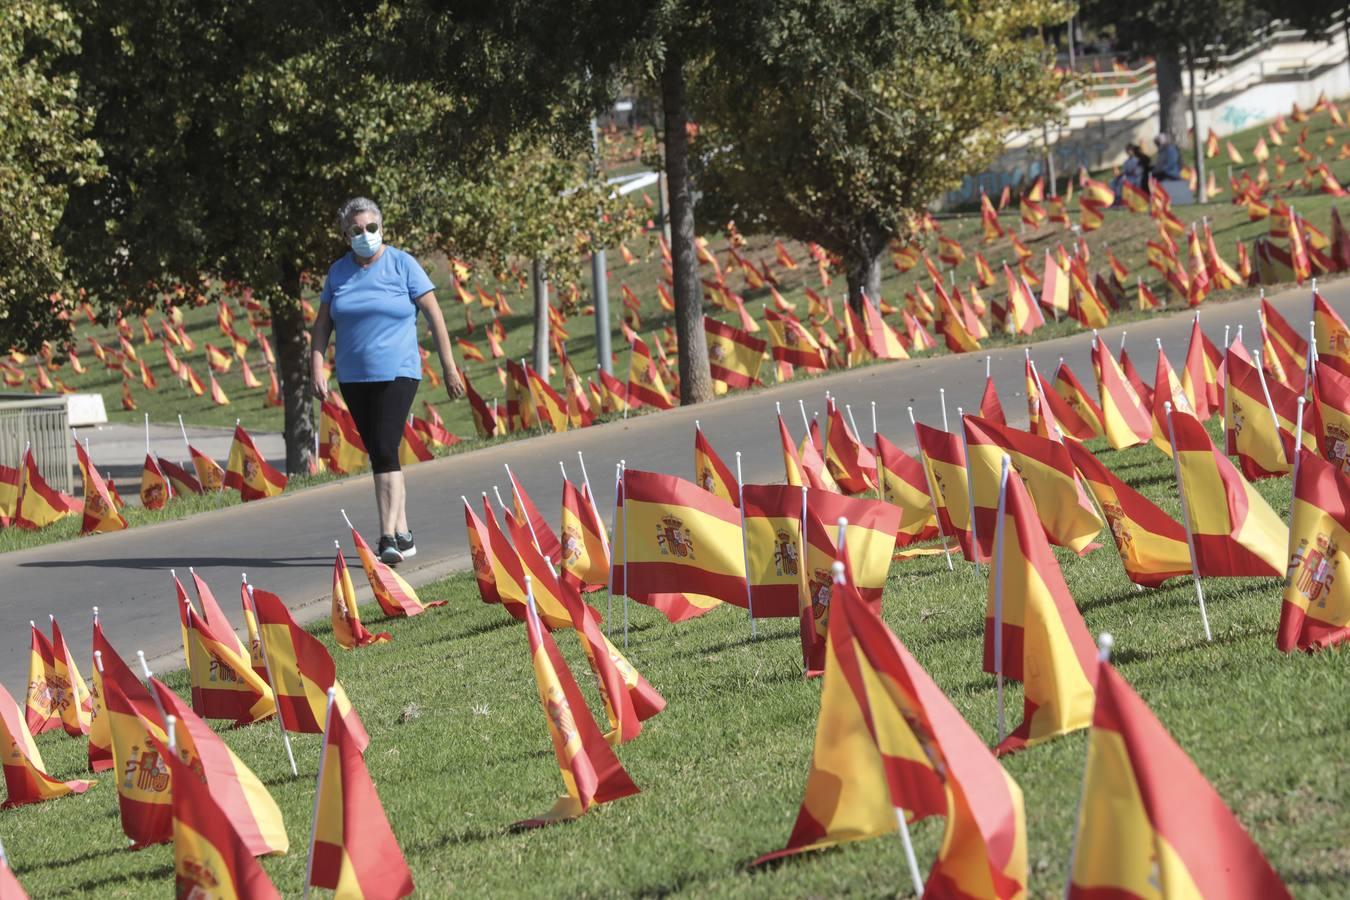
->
xmin=271 ymin=262 xmax=316 ymax=475
xmin=1154 ymin=49 xmax=1188 ymax=146
xmin=845 ymin=251 xmax=883 ymax=315
xmin=1186 ymin=46 xmax=1207 ymax=203
xmin=661 ymin=45 xmax=714 ymax=406
xmin=531 ymin=256 xmax=550 ymax=376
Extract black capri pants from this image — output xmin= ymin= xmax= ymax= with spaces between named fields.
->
xmin=339 ymin=377 xmax=419 ymax=475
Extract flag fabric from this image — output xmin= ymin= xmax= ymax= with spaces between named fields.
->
xmin=1119 ymin=347 xmax=1154 ymax=410
xmin=1065 ymin=439 xmax=1191 ymax=587
xmin=464 ymin=497 xmax=503 ymax=605
xmin=1313 ymin=361 xmax=1350 ymax=472
xmin=1035 ymin=365 xmax=1097 ymax=442
xmin=189 ymin=444 xmax=227 ymax=492
xmin=1182 ymin=317 xmax=1222 ymax=420
xmin=824 ymin=403 xmax=876 ymax=495
xmin=598 ymin=368 xmax=630 ymax=414
xmin=526 ymin=365 xmax=569 ymax=434
xmin=611 ymin=470 xmax=746 ymax=608
xmin=1053 ymin=362 xmax=1105 ymax=438
xmin=1279 ymin=450 xmax=1350 ymax=652
xmin=1313 ymin=291 xmax=1350 ymax=377
xmin=963 ymin=416 xmax=1103 ymax=558
xmin=502 ymin=509 xmax=584 ymax=630
xmin=1040 ymin=251 xmax=1071 ymax=318
xmin=874 ymin=435 xmax=941 ymax=547
xmin=332 ymin=548 xmax=392 ymax=649
xmin=309 ymin=699 xmax=414 ymax=899
xmin=75 ymin=442 xmax=127 ymax=534
xmin=1167 ymin=406 xmax=1289 ymax=577
xmin=151 ymin=680 xmax=289 ymax=858
xmin=914 ymin=422 xmax=975 ymax=560
xmin=979 ymin=376 xmax=1007 ymax=425
xmin=797 ymin=422 xmax=840 ymax=492
xmin=349 ymin=527 xmax=444 ymax=617
xmin=87 ymin=625 xmax=114 ymax=773
xmin=223 ymin=425 xmax=287 ymax=500
xmin=764 ymin=309 xmax=828 ymax=371
xmin=140 ymin=453 xmax=171 ymax=509
xmin=0 ymin=680 xmax=93 ymax=808
xmin=1151 ymin=346 xmax=1194 ymax=454
xmin=24 ymin=625 xmax=63 ymax=736
xmin=514 ymin=598 xmax=640 ymax=827
xmin=741 ymin=483 xmax=808 ymax=618
xmin=756 ymin=564 xmax=1028 ymax=900
xmin=159 ymin=456 xmax=203 ymax=497
xmin=398 ymin=420 xmax=436 ymax=463
xmin=987 ymin=470 xmax=1098 ymax=756
xmin=478 ymin=497 xmax=530 ymax=620
xmin=48 ymin=617 xmax=91 ymax=737
xmin=1068 ymin=660 xmax=1292 ymax=899
xmin=182 ymin=590 xmax=276 ymax=726
xmin=1224 ymin=342 xmax=1293 ymax=479
xmin=1258 ymin=303 xmax=1306 ymax=393
xmin=250 ymin=587 xmax=369 ymax=751
xmin=704 ymin=315 xmax=765 ymax=393
xmin=627 ymin=334 xmax=674 ymax=409
xmin=559 ymin=478 xmax=610 ymax=593
xmin=1093 ymin=338 xmax=1153 ymax=449
xmin=14 ymin=448 xmax=77 ymax=529
xmin=319 ymin=399 xmax=370 ymax=475
xmin=153 ymin=736 xmax=281 ymax=900
xmin=694 ymin=426 xmax=738 ymax=505
xmin=938 ymin=284 xmax=982 ymax=353
xmin=96 ymin=627 xmax=173 ymax=847
xmin=857 ymin=297 xmax=909 ymax=360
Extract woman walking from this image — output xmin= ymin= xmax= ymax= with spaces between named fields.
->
xmin=310 ymin=196 xmax=465 ymax=563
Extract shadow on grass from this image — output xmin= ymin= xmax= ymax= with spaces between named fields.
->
xmin=15 ymin=844 xmax=124 ymax=874
xmin=699 ymin=628 xmax=796 ymax=656
xmin=423 ymin=616 xmax=520 ymax=645
xmin=63 ymin=862 xmax=175 ymax=895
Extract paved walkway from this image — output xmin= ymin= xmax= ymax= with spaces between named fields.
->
xmin=2 ymin=278 xmax=1344 ymax=689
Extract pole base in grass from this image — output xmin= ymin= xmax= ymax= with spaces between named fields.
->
xmin=512 ymin=795 xmax=585 ymax=830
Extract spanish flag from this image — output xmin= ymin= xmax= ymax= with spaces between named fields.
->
xmin=1224 ymin=341 xmax=1293 ymax=479
xmin=349 ymin=526 xmax=444 ymax=617
xmin=1119 ymin=347 xmax=1154 ymax=409
xmin=800 ymin=490 xmax=902 ymax=646
xmin=598 ymin=367 xmax=629 ymax=414
xmin=87 ymin=627 xmax=114 ymax=772
xmin=1313 ymin=292 xmax=1350 ymax=378
xmin=24 ymin=624 xmax=62 ymax=736
xmin=97 ymin=631 xmax=173 ymax=847
xmin=0 ymin=463 xmax=18 ymax=525
xmin=527 ymin=364 xmax=570 ymax=434
xmin=741 ymin=483 xmax=808 ymax=618
xmin=1039 ymin=251 xmax=1071 ymax=319
xmin=704 ymin=315 xmax=765 ymax=393
xmin=223 ymin=425 xmax=287 ymax=501
xmin=824 ymin=403 xmax=876 ymax=495
xmin=503 ymin=510 xmax=582 ymax=630
xmin=319 ymin=400 xmax=368 ymax=474
xmin=1093 ymin=338 xmax=1153 ymax=449
xmin=963 ymin=415 xmax=1103 ymax=558
xmin=987 ymin=469 xmax=1098 ymax=755
xmin=1151 ymin=345 xmax=1194 ymax=454
xmin=1167 ymin=405 xmax=1289 ymax=577
xmin=779 ymin=414 xmax=808 ymax=487
xmin=857 ymin=297 xmax=909 ymax=360
xmin=627 ymin=334 xmax=674 ymax=410
xmin=1279 ymin=450 xmax=1350 ymax=652
xmin=980 ymin=190 xmax=1004 ymax=241
xmin=139 ymin=452 xmax=171 ymax=510
xmin=798 ymin=422 xmax=841 ymax=492
xmin=159 ymin=456 xmax=203 ymax=497
xmin=151 ymin=736 xmax=281 ymax=899
xmin=514 ymin=597 xmax=640 ymax=827
xmin=914 ymin=421 xmax=975 ymax=560
xmin=14 ymin=448 xmax=77 ymax=530
xmin=207 ymin=371 xmax=231 ymax=406
xmin=184 ymin=600 xmax=276 ymax=726
xmin=694 ymin=425 xmax=737 ymax=504
xmin=0 ymin=679 xmax=93 ymax=808
xmin=1052 ymin=362 xmax=1105 ymax=438
xmin=150 ymin=680 xmax=288 ymax=857
xmin=1181 ymin=315 xmax=1222 ymax=421
xmin=1032 ymin=363 xmax=1096 ymax=442
xmin=557 ymin=479 xmax=609 ymax=596
xmin=1313 ymin=361 xmax=1350 ymax=473
xmin=48 ymin=617 xmax=92 ymax=737
xmin=756 ymin=566 xmax=1028 ymax=900
xmin=332 ymin=548 xmax=391 ymax=649
xmin=1068 ymin=659 xmax=1291 ymax=899
xmin=874 ymin=435 xmax=940 ymax=546
xmin=398 ymin=420 xmax=435 ymax=464
xmin=250 ymin=587 xmax=369 ymax=750
xmin=464 ymin=497 xmax=503 ymax=605
xmin=480 ymin=497 xmax=530 ymax=620
xmin=611 ymin=469 xmax=745 ymax=608
xmin=979 ymin=374 xmax=1007 ymax=426
xmin=1066 ymin=439 xmax=1191 ymax=588
xmin=938 ymin=283 xmax=982 ymax=353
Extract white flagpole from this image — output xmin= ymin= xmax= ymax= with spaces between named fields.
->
xmin=1063 ymin=632 xmax=1114 ymax=897
xmin=143 ymin=412 xmax=150 ymax=457
xmin=985 ymin=355 xmax=992 ymax=380
xmin=504 ymin=464 xmax=544 ymax=554
xmin=1119 ymin=331 xmax=1128 ymax=355
xmin=166 ymin=714 xmax=177 ymax=757
xmin=870 ymin=401 xmax=878 ymax=443
xmin=1307 ymin=319 xmax=1318 ymax=383
xmin=957 ymin=406 xmax=979 ymax=572
xmin=1252 ymin=349 xmax=1284 ymax=462
xmin=1222 ymin=336 xmax=1232 ymax=449
xmin=909 ymin=406 xmax=955 ymax=571
xmin=992 ymin=456 xmax=1011 ymax=744
xmin=177 ymin=413 xmax=190 ymax=455
xmin=844 ymin=404 xmax=863 ymax=447
xmin=735 ymin=451 xmax=756 ymax=638
xmin=1292 ymin=397 xmax=1307 ymax=522
xmin=621 ymin=460 xmax=630 ymax=649
xmin=302 ymin=687 xmax=338 ymax=900
xmin=939 ymin=388 xmax=949 ymax=432
xmin=798 ymin=398 xmax=811 ymax=441
xmin=606 ymin=466 xmax=620 ymax=638
xmin=134 ymin=650 xmax=170 ymax=727
xmin=1164 ymin=402 xmax=1213 ymax=641
xmin=244 ymin=579 xmax=299 ymax=774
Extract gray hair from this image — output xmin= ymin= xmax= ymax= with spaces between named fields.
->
xmin=337 ymin=196 xmax=382 ymax=233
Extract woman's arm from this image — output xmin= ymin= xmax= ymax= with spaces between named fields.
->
xmin=415 ymin=291 xmax=466 ymax=399
xmin=310 ymin=302 xmax=334 ymax=400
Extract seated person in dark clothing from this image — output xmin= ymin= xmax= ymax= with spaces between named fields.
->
xmin=1131 ymin=144 xmax=1152 ymax=186
xmin=1152 ymin=132 xmax=1182 ymax=181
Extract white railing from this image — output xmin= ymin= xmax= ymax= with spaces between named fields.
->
xmin=0 ymin=396 xmax=75 ymax=494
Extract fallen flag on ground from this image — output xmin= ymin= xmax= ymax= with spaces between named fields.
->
xmin=0 ymin=680 xmax=93 ymax=808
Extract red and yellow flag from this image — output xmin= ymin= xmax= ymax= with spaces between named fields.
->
xmin=223 ymin=425 xmax=287 ymax=500
xmin=183 ymin=595 xmax=276 ymax=726
xmin=508 ymin=466 xmax=563 ymax=565
xmin=159 ymin=456 xmax=203 ymax=496
xmin=964 ymin=416 xmax=1103 ymax=558
xmin=74 ymin=441 xmax=126 ymax=534
xmin=1066 ymin=439 xmax=1191 ymax=588
xmin=349 ymin=527 xmax=444 ymax=617
xmin=559 ymin=479 xmax=610 ymax=593
xmin=757 ymin=565 xmax=1028 ymax=900
xmin=86 ymin=622 xmax=114 ymax=772
xmin=778 ymin=414 xmax=807 ymax=487
xmin=1093 ymin=338 xmax=1153 ymax=449
xmin=627 ymin=334 xmax=674 ymax=409
xmin=189 ymin=444 xmax=226 ymax=492
xmin=308 ymin=704 xmax=413 ymax=897
xmin=1313 ymin=361 xmax=1350 ymax=473
xmin=1314 ymin=291 xmax=1350 ymax=377
xmin=479 ymin=496 xmax=530 ymax=619
xmin=937 ymin=282 xmax=981 ymax=353
xmin=140 ymin=453 xmax=171 ymax=510
xmin=979 ymin=375 xmax=1007 ymax=425
xmin=332 ymin=548 xmax=392 ymax=649
xmin=611 ymin=470 xmax=744 ymax=609
xmin=1224 ymin=341 xmax=1295 ymax=479
xmin=1068 ymin=660 xmax=1292 ymax=899
xmin=874 ymin=435 xmax=940 ymax=546
xmin=694 ymin=425 xmax=737 ymax=504
xmin=914 ymin=422 xmax=975 ymax=560
xmin=741 ymin=483 xmax=808 ymax=618
xmin=987 ymin=469 xmax=1098 ymax=755
xmin=1150 ymin=344 xmax=1193 ymax=454
xmin=48 ymin=617 xmax=91 ymax=737
xmin=398 ymin=420 xmax=435 ymax=464
xmin=319 ymin=399 xmax=368 ymax=474
xmin=1167 ymin=405 xmax=1289 ymax=577
xmin=24 ymin=624 xmax=63 ymax=736
xmin=824 ymin=403 xmax=876 ymax=495
xmin=527 ymin=364 xmax=570 ymax=434
xmin=1052 ymin=362 xmax=1105 ymax=438
xmin=464 ymin=496 xmax=503 ymax=605
xmin=250 ymin=587 xmax=369 ymax=750
xmin=14 ymin=448 xmax=76 ymax=530
xmin=503 ymin=509 xmax=582 ymax=630
xmin=857 ymin=297 xmax=909 ymax=360
xmin=151 ymin=680 xmax=288 ymax=857
xmin=0 ymin=680 xmax=93 ymax=808
xmin=1181 ymin=316 xmax=1222 ymax=421
xmin=704 ymin=315 xmax=765 ymax=393
xmin=764 ymin=308 xmax=827 ymax=372
xmin=514 ymin=597 xmax=640 ymax=827
xmin=1260 ymin=298 xmax=1307 ymax=393
xmin=1280 ymin=450 xmax=1350 ymax=652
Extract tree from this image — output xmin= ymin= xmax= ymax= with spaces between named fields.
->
xmin=689 ymin=0 xmax=1069 ymax=311
xmin=0 ymin=0 xmax=102 ymax=355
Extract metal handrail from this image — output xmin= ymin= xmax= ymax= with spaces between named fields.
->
xmin=0 ymin=394 xmax=75 ymax=494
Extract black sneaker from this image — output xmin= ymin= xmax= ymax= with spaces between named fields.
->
xmin=377 ymin=534 xmax=404 ymax=565
xmin=396 ymin=530 xmax=417 ymax=559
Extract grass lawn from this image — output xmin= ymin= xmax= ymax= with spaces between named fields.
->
xmin=5 ymin=423 xmax=1346 ymax=896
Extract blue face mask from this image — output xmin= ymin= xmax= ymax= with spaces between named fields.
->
xmin=351 ymin=230 xmax=382 ymax=258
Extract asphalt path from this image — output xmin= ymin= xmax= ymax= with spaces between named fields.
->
xmin=3 ymin=277 xmax=1346 ymax=691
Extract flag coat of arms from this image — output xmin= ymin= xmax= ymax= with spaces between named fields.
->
xmin=1280 ymin=450 xmax=1350 ymax=652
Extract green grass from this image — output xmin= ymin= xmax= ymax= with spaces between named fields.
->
xmin=5 ymin=423 xmax=1347 ymax=896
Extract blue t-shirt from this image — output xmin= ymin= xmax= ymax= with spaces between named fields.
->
xmin=320 ymin=246 xmax=436 ymax=383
